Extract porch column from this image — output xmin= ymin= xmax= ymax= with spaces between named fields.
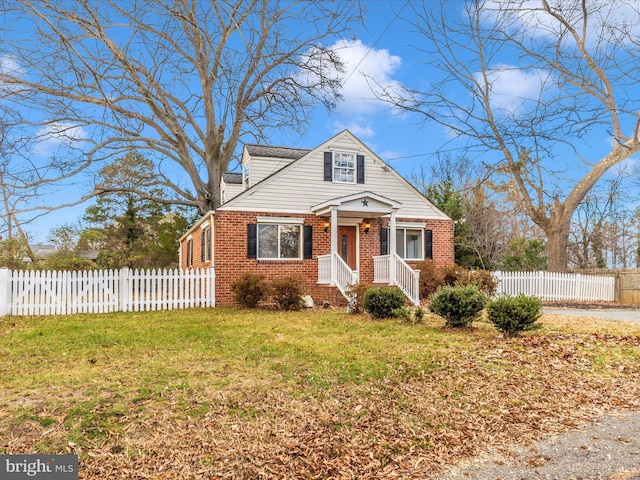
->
xmin=389 ymin=209 xmax=397 ymax=285
xmin=330 ymin=207 xmax=338 ymax=286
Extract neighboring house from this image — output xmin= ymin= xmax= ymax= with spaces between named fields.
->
xmin=179 ymin=130 xmax=454 ymax=306
xmin=28 ymin=244 xmax=99 ymax=262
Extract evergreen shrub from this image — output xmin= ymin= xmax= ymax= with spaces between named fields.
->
xmin=486 ymin=294 xmax=542 ymax=337
xmin=429 ymin=284 xmax=487 ymax=327
xmin=364 ymin=286 xmax=406 ymax=319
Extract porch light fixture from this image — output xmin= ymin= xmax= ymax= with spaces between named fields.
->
xmin=323 ymin=220 xmax=330 ymax=232
xmin=363 ymin=220 xmax=371 ymax=233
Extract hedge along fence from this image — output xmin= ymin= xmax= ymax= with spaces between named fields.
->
xmin=493 ymin=271 xmax=615 ymax=302
xmin=0 ymin=267 xmax=215 ymax=317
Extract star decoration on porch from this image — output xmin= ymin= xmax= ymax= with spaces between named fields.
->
xmin=361 ymin=199 xmax=369 ymax=207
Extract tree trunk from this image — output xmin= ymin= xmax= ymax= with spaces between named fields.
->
xmin=546 ymin=224 xmax=570 ymax=272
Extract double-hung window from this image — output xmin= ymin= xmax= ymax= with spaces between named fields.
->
xmin=186 ymin=237 xmax=194 ymax=267
xmin=333 ymin=152 xmax=355 ymax=183
xmin=256 ymin=218 xmax=303 ymax=260
xmin=324 ymin=151 xmax=364 ymax=184
xmin=201 ymin=226 xmax=211 ymax=262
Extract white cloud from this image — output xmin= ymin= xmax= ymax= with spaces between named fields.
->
xmin=0 ymin=55 xmax=23 ymax=75
xmin=329 ymin=39 xmax=404 ymax=115
xmin=330 ymin=119 xmax=375 ymax=139
xmin=0 ymin=55 xmax=26 ymax=93
xmin=33 ymin=122 xmax=88 ymax=156
xmin=482 ymin=0 xmax=640 ymax=48
xmin=474 ymin=64 xmax=549 ymax=114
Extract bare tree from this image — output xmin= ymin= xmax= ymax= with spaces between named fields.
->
xmin=568 ymin=171 xmax=627 ymax=269
xmin=0 ymin=0 xmax=358 ymax=213
xmin=413 ymin=153 xmax=539 ymax=269
xmin=0 ymin=108 xmax=96 ymax=247
xmin=383 ymin=0 xmax=640 ymax=271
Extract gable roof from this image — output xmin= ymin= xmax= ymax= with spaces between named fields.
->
xmin=219 ymin=130 xmax=450 ymax=220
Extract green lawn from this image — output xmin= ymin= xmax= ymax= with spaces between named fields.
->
xmin=1 ymin=308 xmax=639 ymax=479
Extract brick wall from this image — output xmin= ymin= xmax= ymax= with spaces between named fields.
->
xmin=206 ymin=211 xmax=455 ymax=306
xmin=179 ymin=213 xmax=214 ymax=270
xmin=213 ymin=211 xmax=329 ymax=305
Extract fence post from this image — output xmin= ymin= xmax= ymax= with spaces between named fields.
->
xmin=119 ymin=267 xmax=130 ymax=312
xmin=0 ymin=267 xmax=10 ymax=316
xmin=209 ymin=268 xmax=216 ymax=307
xmin=413 ymin=269 xmax=420 ymax=306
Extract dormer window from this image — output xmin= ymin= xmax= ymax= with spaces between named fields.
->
xmin=242 ymin=163 xmax=250 ymax=189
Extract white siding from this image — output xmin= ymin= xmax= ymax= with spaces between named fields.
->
xmin=221 ymin=182 xmax=243 ymax=203
xmin=221 ymin=131 xmax=448 ymax=220
xmin=241 ymin=149 xmax=296 ymax=187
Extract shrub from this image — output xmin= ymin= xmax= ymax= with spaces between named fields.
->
xmin=416 ymin=259 xmax=444 ymax=297
xmin=364 ymin=286 xmax=406 ymax=319
xmin=456 ymin=269 xmax=499 ymax=296
xmin=486 ymin=294 xmax=543 ymax=337
xmin=441 ymin=264 xmax=466 ymax=287
xmin=271 ymin=276 xmax=305 ymax=311
xmin=429 ymin=284 xmax=487 ymax=328
xmin=392 ymin=306 xmax=413 ymax=322
xmin=230 ymin=273 xmax=270 ymax=308
xmin=414 ymin=306 xmax=426 ymax=323
xmin=345 ymin=282 xmax=372 ymax=314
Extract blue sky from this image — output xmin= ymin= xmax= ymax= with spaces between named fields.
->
xmin=21 ymin=1 xmax=444 ymax=243
xmin=10 ymin=0 xmax=639 ymax=243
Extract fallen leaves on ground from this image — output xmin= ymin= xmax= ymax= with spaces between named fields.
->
xmin=3 ymin=318 xmax=640 ymax=479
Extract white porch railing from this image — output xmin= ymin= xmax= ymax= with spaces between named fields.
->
xmin=372 ymin=254 xmax=421 ymax=306
xmin=317 ymin=253 xmax=358 ymax=301
xmin=318 ymin=254 xmax=332 ymax=284
xmin=374 ymin=255 xmax=390 ymax=283
xmin=334 ymin=253 xmax=358 ymax=299
xmin=393 ymin=254 xmax=420 ymax=306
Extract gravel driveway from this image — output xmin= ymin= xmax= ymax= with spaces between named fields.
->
xmin=435 ymin=410 xmax=640 ymax=479
xmin=435 ymin=307 xmax=640 ymax=479
xmin=543 ymin=307 xmax=640 ymax=322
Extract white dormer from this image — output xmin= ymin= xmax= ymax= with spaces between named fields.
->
xmin=241 ymin=144 xmax=310 ymax=188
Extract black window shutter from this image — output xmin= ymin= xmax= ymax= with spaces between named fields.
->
xmin=357 ymin=154 xmax=365 ymax=184
xmin=425 ymin=229 xmax=433 ymax=259
xmin=324 ymin=151 xmax=332 ymax=181
xmin=303 ymin=225 xmax=313 ymax=259
xmin=200 ymin=230 xmax=205 ymax=262
xmin=247 ymin=224 xmax=257 ymax=259
xmin=380 ymin=227 xmax=388 ymax=255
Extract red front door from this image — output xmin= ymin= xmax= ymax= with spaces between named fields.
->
xmin=337 ymin=226 xmax=357 ymax=270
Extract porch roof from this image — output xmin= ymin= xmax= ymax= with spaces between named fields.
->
xmin=310 ymin=191 xmax=402 ymax=218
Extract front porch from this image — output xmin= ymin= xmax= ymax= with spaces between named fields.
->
xmin=312 ymin=192 xmax=421 ymax=305
xmin=317 ymin=252 xmax=420 ymax=305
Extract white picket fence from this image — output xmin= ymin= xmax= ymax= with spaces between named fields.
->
xmin=493 ymin=270 xmax=615 ymax=302
xmin=0 ymin=267 xmax=215 ymax=317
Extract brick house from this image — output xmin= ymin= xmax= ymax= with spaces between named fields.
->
xmin=179 ymin=130 xmax=454 ymax=306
